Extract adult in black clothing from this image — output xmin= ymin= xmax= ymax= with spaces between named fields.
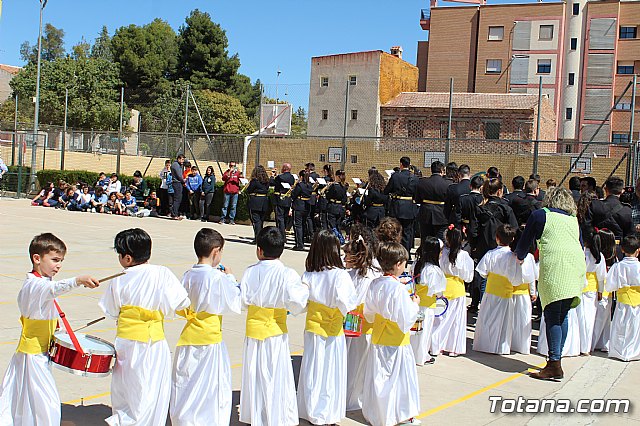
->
xmin=569 ymin=176 xmax=582 ymax=203
xmin=458 ymin=176 xmax=485 ymax=244
xmin=580 ymin=177 xmax=597 ymax=194
xmin=291 ymin=170 xmax=314 ymax=251
xmin=530 ymin=174 xmax=545 ymax=202
xmin=247 ymin=165 xmax=271 ymax=244
xmin=325 ymin=169 xmax=348 ymax=235
xmin=504 ymin=176 xmax=525 ymax=206
xmin=317 ymin=165 xmax=334 ymax=230
xmin=271 ymin=163 xmax=295 ymax=237
xmin=170 ymin=154 xmax=185 ymax=219
xmin=415 ymin=160 xmax=451 ymax=241
xmin=487 ymin=166 xmax=509 ymax=196
xmin=585 ymin=176 xmax=633 ymax=241
xmin=363 ymin=170 xmax=388 ymax=228
xmin=305 ymin=163 xmax=320 ymax=234
xmin=384 ymin=156 xmax=418 ymax=255
xmin=444 ymin=164 xmax=471 ymax=226
xmin=511 ymin=179 xmax=542 ymax=226
xmin=445 ymin=162 xmax=459 ymax=184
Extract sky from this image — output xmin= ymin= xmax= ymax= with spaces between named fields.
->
xmin=0 ymin=0 xmax=536 ymax=109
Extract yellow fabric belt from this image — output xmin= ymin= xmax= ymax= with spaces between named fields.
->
xmin=305 ymin=301 xmax=344 ymax=337
xmin=584 ymin=272 xmax=598 ymax=293
xmin=617 ymin=286 xmax=640 ymax=307
xmin=246 ymin=305 xmax=288 ymax=340
xmin=444 ymin=275 xmax=466 ymax=299
xmin=416 ymin=284 xmax=437 ymax=308
xmin=394 ymin=196 xmax=413 ymax=200
xmin=512 ymin=283 xmax=530 ymax=296
xmin=372 ymin=203 xmax=385 ymax=207
xmin=16 ymin=317 xmax=57 ymax=354
xmin=117 ymin=305 xmax=165 ymax=343
xmin=462 ymin=219 xmax=470 ymax=224
xmin=485 ymin=273 xmax=513 ymax=299
xmin=176 ymin=308 xmax=222 ymax=346
xmin=422 ymin=200 xmax=445 ymax=205
xmin=372 ymin=314 xmax=410 ymax=346
xmin=355 ymin=304 xmax=373 ymax=334
xmin=602 ymin=291 xmax=610 ymax=298
xmin=299 ymin=197 xmax=310 ymax=201
xmin=328 ymin=199 xmax=343 ymax=204
xmin=250 ymin=193 xmax=267 ymax=197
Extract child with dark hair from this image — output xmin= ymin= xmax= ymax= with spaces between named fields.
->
xmin=605 ymin=235 xmax=640 ymax=361
xmin=410 ymin=236 xmax=447 ymax=366
xmin=362 ymin=241 xmax=421 ymax=426
xmin=591 ymin=228 xmax=616 ymax=352
xmin=170 ymin=228 xmax=240 ymax=425
xmin=298 ymin=230 xmax=357 ymax=425
xmin=432 ymin=227 xmax=474 ymax=356
xmin=239 ymin=227 xmax=309 ymax=425
xmin=0 ymin=234 xmax=99 ymax=424
xmin=375 ymin=216 xmax=402 ymax=243
xmin=343 ymin=225 xmax=378 ymax=411
xmin=100 ymin=228 xmax=190 ymax=425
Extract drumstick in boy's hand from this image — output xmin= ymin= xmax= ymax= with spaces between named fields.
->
xmin=97 ymin=272 xmax=125 ymax=283
xmin=76 ymin=275 xmax=100 ymax=288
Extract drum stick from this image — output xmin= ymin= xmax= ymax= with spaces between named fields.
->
xmin=98 ymin=272 xmax=125 ymax=282
xmin=73 ymin=317 xmax=106 ymax=332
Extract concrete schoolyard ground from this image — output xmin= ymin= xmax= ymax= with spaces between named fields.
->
xmin=0 ymin=198 xmax=638 ymax=425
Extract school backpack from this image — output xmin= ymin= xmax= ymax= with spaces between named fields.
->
xmin=474 ymin=200 xmax=509 ymax=257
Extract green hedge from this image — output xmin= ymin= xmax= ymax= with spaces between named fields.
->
xmin=36 ymin=169 xmax=252 ymax=221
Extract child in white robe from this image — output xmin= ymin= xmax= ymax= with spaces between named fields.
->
xmin=591 ymin=228 xmax=616 ymax=353
xmin=298 ymin=230 xmax=357 ymax=425
xmin=100 ymin=228 xmax=190 ymax=426
xmin=605 ymin=235 xmax=640 ymax=362
xmin=0 ymin=233 xmax=99 ymax=425
xmin=509 ymin=229 xmax=537 ymax=355
xmin=433 ymin=227 xmax=474 ymax=356
xmin=474 ymin=225 xmax=536 ymax=355
xmin=410 ymin=236 xmax=447 ymax=365
xmin=362 ymin=241 xmax=421 ymax=426
xmin=240 ymin=227 xmax=309 ymax=426
xmin=170 ymin=228 xmax=241 ymax=426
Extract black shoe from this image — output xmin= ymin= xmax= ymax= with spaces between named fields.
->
xmin=292 ymin=246 xmax=305 ymax=251
xmin=467 ymin=306 xmax=479 ymax=314
xmin=201 ymin=218 xmax=207 ymax=222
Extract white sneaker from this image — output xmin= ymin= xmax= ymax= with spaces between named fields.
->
xmin=91 ymin=208 xmax=96 ymax=213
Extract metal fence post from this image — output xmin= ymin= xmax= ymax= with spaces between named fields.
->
xmin=629 ymin=74 xmax=637 ymax=185
xmin=532 ymin=75 xmax=542 ymax=176
xmin=446 ymin=77 xmax=453 ymax=164
xmin=341 ymin=80 xmax=350 ymax=171
xmin=11 ymin=94 xmax=17 ymax=166
xmin=116 ymin=86 xmax=124 ymax=174
xmin=62 ymin=88 xmax=68 ymax=170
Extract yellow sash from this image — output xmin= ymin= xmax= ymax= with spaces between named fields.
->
xmin=305 ymin=301 xmax=344 ymax=337
xmin=372 ymin=314 xmax=410 ymax=346
xmin=416 ymin=284 xmax=437 ymax=308
xmin=512 ymin=283 xmax=530 ymax=296
xmin=16 ymin=317 xmax=57 ymax=354
xmin=617 ymin=286 xmax=640 ymax=307
xmin=176 ymin=308 xmax=222 ymax=346
xmin=584 ymin=272 xmax=598 ymax=293
xmin=117 ymin=305 xmax=165 ymax=343
xmin=444 ymin=275 xmax=466 ymax=299
xmin=245 ymin=305 xmax=288 ymax=340
xmin=485 ymin=273 xmax=513 ymax=299
xmin=602 ymin=291 xmax=610 ymax=298
xmin=355 ymin=304 xmax=373 ymax=334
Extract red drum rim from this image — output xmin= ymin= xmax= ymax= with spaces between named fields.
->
xmin=49 ymin=361 xmax=112 ymax=378
xmin=344 ymin=330 xmax=363 ymax=338
xmin=53 ymin=332 xmax=115 ymax=356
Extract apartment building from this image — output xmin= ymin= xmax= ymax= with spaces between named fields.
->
xmin=418 ymin=0 xmax=640 ymax=146
xmin=307 ymin=49 xmax=418 ymax=137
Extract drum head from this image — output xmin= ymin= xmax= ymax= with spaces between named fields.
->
xmin=54 ymin=332 xmax=115 ymax=355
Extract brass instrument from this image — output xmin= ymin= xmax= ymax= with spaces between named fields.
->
xmin=283 ymin=180 xmax=299 ymax=198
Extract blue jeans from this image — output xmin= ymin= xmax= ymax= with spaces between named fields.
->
xmin=222 ymin=193 xmax=238 ymax=221
xmin=543 ymin=298 xmax=574 ymax=361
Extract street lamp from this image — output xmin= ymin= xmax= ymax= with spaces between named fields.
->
xmin=275 ymin=70 xmax=281 ymax=104
xmin=31 ymin=0 xmax=48 ymax=191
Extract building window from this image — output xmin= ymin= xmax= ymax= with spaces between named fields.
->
xmin=485 ymin=122 xmax=501 ymax=140
xmin=319 ymin=154 xmax=326 ymax=162
xmin=617 ymin=62 xmax=635 ymax=74
xmin=568 ymin=73 xmax=575 ymax=86
xmin=572 ymin=3 xmax=579 ymax=15
xmin=321 ymin=110 xmax=328 ymax=120
xmin=537 ymin=59 xmax=552 ymax=74
xmin=408 ymin=120 xmax=424 ymax=138
xmin=486 ymin=59 xmax=502 ymax=74
xmin=349 ymin=75 xmax=357 ymax=86
xmin=613 ymin=133 xmax=630 ymax=144
xmin=570 ymin=38 xmax=577 ymax=50
xmin=321 ymin=76 xmax=329 ymax=87
xmin=615 ymin=102 xmax=632 ymax=110
xmin=351 ymin=109 xmax=358 ymax=120
xmin=488 ymin=26 xmax=504 ymax=41
xmin=350 ymin=155 xmax=358 ymax=164
xmin=382 ymin=119 xmax=395 ymax=137
xmin=566 ymin=108 xmax=573 ymax=120
xmin=539 ymin=25 xmax=554 ymax=40
xmin=620 ymin=26 xmax=637 ymax=39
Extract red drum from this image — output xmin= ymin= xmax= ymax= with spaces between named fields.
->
xmin=49 ymin=331 xmax=115 ymax=377
xmin=343 ymin=310 xmax=365 ymax=337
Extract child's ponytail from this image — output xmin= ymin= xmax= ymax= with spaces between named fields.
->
xmin=446 ymin=226 xmax=463 ymax=267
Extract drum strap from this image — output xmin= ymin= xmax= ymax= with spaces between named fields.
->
xmin=305 ymin=301 xmax=344 ymax=337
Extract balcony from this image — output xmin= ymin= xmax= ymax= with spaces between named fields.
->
xmin=420 ymin=8 xmax=431 ymax=30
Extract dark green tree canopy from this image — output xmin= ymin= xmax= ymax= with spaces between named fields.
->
xmin=20 ymin=23 xmax=66 ymax=63
xmin=91 ymin=26 xmax=113 ymax=61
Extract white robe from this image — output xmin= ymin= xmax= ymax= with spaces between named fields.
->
xmin=239 ymin=259 xmax=309 ymax=426
xmin=0 ymin=273 xmax=78 ymax=426
xmin=473 ymin=248 xmax=536 ymax=355
xmin=362 ymin=276 xmax=420 ymax=426
xmin=170 ymin=264 xmax=241 ymax=426
xmin=409 ymin=263 xmax=447 ymax=365
xmin=297 ymin=268 xmax=357 ymax=425
xmin=345 ymin=268 xmax=376 ymax=412
xmin=99 ymin=264 xmax=190 ymax=426
xmin=432 ymin=248 xmax=474 ymax=355
xmin=537 ymin=309 xmax=581 ymax=358
xmin=576 ymin=250 xmax=606 ymax=354
xmin=606 ymin=257 xmax=640 ymax=361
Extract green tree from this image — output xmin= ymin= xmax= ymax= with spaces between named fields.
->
xmin=189 ymin=90 xmax=256 ymax=134
xmin=91 ymin=26 xmax=113 ymax=62
xmin=291 ymin=106 xmax=307 ymax=137
xmin=20 ymin=23 xmax=66 ymax=63
xmin=71 ymin=37 xmax=91 ymax=60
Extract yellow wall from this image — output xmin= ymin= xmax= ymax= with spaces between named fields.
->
xmin=379 ymin=53 xmax=419 ymax=105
